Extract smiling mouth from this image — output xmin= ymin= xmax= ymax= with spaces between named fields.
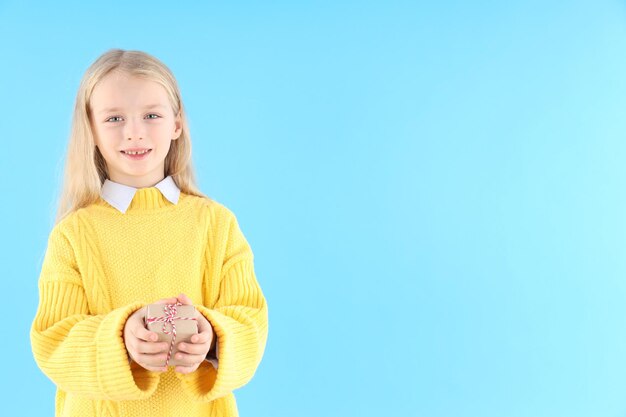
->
xmin=120 ymin=149 xmax=152 ymax=159
xmin=120 ymin=149 xmax=152 ymax=155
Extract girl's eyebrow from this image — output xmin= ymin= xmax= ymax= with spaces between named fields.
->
xmin=97 ymin=104 xmax=167 ymax=114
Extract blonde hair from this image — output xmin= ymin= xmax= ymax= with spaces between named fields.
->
xmin=54 ymin=48 xmax=209 ymax=225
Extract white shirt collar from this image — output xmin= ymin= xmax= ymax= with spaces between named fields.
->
xmin=100 ymin=175 xmax=181 ymax=214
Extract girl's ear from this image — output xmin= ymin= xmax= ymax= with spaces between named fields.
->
xmin=173 ymin=111 xmax=182 ymax=140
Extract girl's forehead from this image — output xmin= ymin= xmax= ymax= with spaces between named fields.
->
xmin=94 ymin=71 xmax=164 ymax=95
xmin=91 ymin=72 xmax=170 ymax=110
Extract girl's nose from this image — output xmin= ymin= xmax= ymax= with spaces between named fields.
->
xmin=123 ymin=118 xmax=146 ymax=140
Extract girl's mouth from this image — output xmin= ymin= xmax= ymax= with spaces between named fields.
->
xmin=121 ymin=149 xmax=152 ymax=160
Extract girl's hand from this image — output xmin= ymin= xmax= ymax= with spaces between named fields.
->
xmin=173 ymin=293 xmax=216 ymax=374
xmin=123 ymin=296 xmax=179 ymax=373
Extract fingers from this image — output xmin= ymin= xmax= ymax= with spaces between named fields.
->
xmin=137 ymin=346 xmax=203 ymax=370
xmin=127 ymin=321 xmax=174 ymax=371
xmin=135 ymin=340 xmax=170 ymax=354
xmin=130 ymin=358 xmax=168 ymax=373
xmin=174 ymin=351 xmax=206 ymax=364
xmin=144 ymin=365 xmax=169 ymax=372
xmin=189 ymin=330 xmax=212 ymax=345
xmin=193 ymin=310 xmax=214 ymax=335
xmin=130 ymin=294 xmax=198 ymax=373
xmin=133 ymin=351 xmax=172 ymax=368
xmin=177 ymin=341 xmax=209 ymax=355
xmin=127 ymin=335 xmax=172 ymax=367
xmin=172 ymin=350 xmax=206 ymax=369
xmin=176 ymin=293 xmax=194 ymax=305
xmin=132 ymin=323 xmax=159 ymax=343
xmin=154 ymin=296 xmax=179 ymax=305
xmin=175 ymin=363 xmax=200 ymax=374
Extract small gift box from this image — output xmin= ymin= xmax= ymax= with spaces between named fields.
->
xmin=144 ymin=302 xmax=199 ymax=367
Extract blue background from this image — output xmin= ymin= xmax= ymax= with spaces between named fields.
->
xmin=2 ymin=0 xmax=626 ymax=416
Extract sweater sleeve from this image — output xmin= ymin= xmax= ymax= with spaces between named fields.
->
xmin=29 ymin=223 xmax=161 ymax=400
xmin=175 ymin=207 xmax=268 ymax=401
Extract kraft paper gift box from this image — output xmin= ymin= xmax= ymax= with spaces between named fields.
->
xmin=144 ymin=303 xmax=199 ymax=367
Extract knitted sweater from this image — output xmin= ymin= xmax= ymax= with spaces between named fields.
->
xmin=29 ymin=186 xmax=268 ymax=417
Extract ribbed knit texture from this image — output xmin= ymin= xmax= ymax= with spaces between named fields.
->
xmin=30 ymin=187 xmax=268 ymax=417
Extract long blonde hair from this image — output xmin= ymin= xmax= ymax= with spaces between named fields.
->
xmin=54 ymin=48 xmax=209 ymax=225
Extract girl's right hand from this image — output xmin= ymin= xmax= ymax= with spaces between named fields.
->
xmin=123 ymin=297 xmax=179 ymax=372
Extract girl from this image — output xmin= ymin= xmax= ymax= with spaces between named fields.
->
xmin=29 ymin=48 xmax=268 ymax=417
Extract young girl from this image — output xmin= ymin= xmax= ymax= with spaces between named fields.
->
xmin=29 ymin=48 xmax=268 ymax=417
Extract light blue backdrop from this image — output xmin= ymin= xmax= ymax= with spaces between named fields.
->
xmin=2 ymin=1 xmax=626 ymax=416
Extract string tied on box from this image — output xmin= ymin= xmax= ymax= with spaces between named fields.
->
xmin=145 ymin=302 xmax=198 ymax=367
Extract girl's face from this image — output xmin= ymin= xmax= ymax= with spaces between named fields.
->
xmin=89 ymin=70 xmax=182 ymax=188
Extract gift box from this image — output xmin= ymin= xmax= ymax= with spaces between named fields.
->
xmin=144 ymin=302 xmax=199 ymax=367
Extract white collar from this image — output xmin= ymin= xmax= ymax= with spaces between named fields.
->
xmin=100 ymin=175 xmax=181 ymax=214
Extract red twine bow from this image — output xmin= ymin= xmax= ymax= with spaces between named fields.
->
xmin=145 ymin=302 xmax=198 ymax=367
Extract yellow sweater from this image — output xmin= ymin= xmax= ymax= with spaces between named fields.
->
xmin=30 ymin=187 xmax=268 ymax=417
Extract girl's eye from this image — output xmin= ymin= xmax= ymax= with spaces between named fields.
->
xmin=105 ymin=114 xmax=160 ymax=123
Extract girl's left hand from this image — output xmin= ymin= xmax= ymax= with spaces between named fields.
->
xmin=173 ymin=293 xmax=215 ymax=374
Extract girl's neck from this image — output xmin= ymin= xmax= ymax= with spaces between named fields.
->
xmin=108 ymin=173 xmax=166 ymax=189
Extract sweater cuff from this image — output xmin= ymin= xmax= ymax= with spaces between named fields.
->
xmin=175 ymin=305 xmax=246 ymax=401
xmin=96 ymin=302 xmax=161 ymax=400
xmin=204 ymin=338 xmax=219 ymax=369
